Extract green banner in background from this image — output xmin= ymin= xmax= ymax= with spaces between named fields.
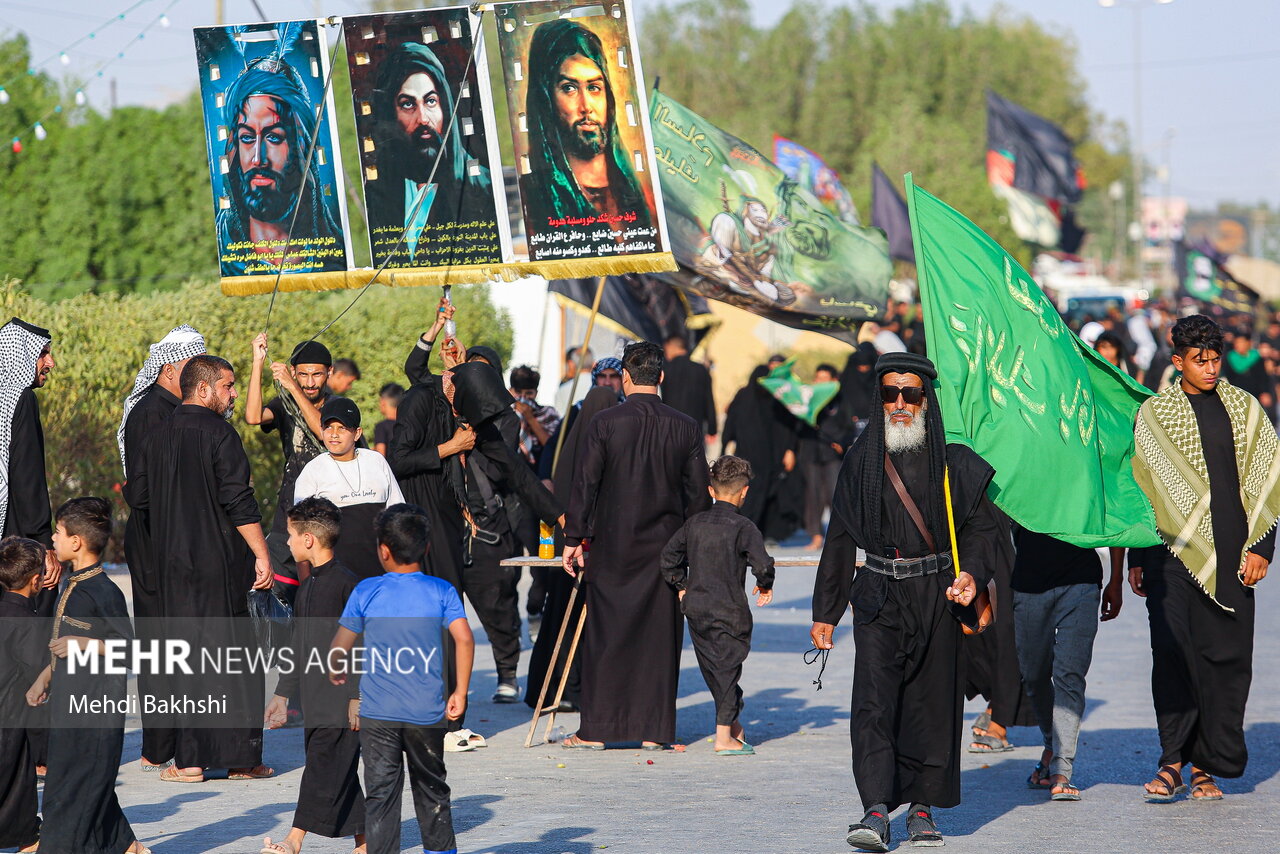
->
xmin=905 ymin=174 xmax=1160 ymax=548
xmin=650 ymin=91 xmax=891 ymax=343
xmin=758 ymin=359 xmax=840 ymax=428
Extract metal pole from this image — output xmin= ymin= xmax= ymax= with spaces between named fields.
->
xmin=1131 ymin=3 xmax=1143 ymax=284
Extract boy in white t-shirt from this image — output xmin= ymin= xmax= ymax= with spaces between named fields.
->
xmin=294 ymin=398 xmax=405 ymax=579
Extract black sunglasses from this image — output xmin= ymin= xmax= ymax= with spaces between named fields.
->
xmin=881 ymin=385 xmax=925 ymax=405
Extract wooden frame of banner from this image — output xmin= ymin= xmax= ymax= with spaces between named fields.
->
xmin=523 ymin=274 xmax=605 ymax=747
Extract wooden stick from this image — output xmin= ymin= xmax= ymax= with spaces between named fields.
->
xmin=523 ymin=575 xmax=583 ymax=748
xmin=548 ymin=275 xmax=607 ymax=475
xmin=542 ymin=600 xmax=588 ymax=745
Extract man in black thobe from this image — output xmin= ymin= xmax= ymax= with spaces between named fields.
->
xmin=0 ymin=318 xmax=60 ymax=612
xmin=129 ymin=355 xmax=273 ymax=781
xmin=1130 ymin=315 xmax=1279 ymax=802
xmin=562 ymin=341 xmax=711 ymax=748
xmin=661 ymin=334 xmax=717 ymax=443
xmin=119 ymin=324 xmax=206 ymax=768
xmin=810 ymin=352 xmax=1002 ymax=851
xmin=0 ymin=317 xmax=60 ymax=777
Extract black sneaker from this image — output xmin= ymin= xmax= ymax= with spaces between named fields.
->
xmin=491 ymin=682 xmax=519 ymax=703
xmin=846 ymin=809 xmax=890 ymax=852
xmin=906 ymin=804 xmax=944 ymax=847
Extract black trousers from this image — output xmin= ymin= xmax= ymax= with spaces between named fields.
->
xmin=851 ymin=575 xmax=962 ymax=811
xmin=802 ymin=459 xmax=841 ymax=537
xmin=515 ymin=510 xmax=548 ymax=617
xmin=0 ymin=727 xmax=38 ymax=849
xmin=360 ymin=718 xmax=454 ymax=854
xmin=687 ymin=617 xmax=750 ymax=727
xmin=1145 ymin=558 xmax=1254 ymax=777
xmin=463 ymin=535 xmax=522 ymax=683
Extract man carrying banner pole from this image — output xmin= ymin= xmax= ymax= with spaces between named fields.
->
xmin=810 ymin=352 xmax=1001 ymax=851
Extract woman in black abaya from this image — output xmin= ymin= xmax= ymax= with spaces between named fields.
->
xmin=524 ymin=387 xmax=620 ymax=710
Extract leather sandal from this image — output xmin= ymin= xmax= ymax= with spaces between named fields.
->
xmin=1143 ymin=764 xmax=1187 ymax=803
xmin=1190 ymin=767 xmax=1224 ymax=801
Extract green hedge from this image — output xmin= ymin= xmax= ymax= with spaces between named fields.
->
xmin=1 ymin=278 xmax=513 ymax=557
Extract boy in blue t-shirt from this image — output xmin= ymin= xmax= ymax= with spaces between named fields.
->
xmin=330 ymin=503 xmax=474 ymax=854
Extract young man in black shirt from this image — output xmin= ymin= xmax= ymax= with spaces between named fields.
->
xmin=1012 ymin=529 xmax=1123 ymax=800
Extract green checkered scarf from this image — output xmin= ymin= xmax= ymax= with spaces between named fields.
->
xmin=1132 ymin=379 xmax=1280 ymax=609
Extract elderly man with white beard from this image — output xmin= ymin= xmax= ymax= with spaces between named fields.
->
xmin=810 ymin=352 xmax=1007 ymax=852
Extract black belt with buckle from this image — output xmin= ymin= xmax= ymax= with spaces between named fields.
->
xmin=863 ymin=552 xmax=952 ymax=579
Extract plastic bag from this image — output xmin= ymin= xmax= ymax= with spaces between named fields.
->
xmin=247 ymin=587 xmax=294 ymax=651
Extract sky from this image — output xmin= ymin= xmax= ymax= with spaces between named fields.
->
xmin=1 ymin=0 xmax=1276 ymax=209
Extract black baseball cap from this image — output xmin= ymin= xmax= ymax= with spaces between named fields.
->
xmin=321 ymin=398 xmax=361 ymax=429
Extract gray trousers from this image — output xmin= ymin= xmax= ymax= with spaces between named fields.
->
xmin=1012 ymin=584 xmax=1100 ymax=781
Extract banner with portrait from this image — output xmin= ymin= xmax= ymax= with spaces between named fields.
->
xmin=194 ymin=21 xmax=352 ymax=279
xmin=343 ymin=9 xmax=509 ymax=274
xmin=651 ymin=91 xmax=892 ymax=344
xmin=494 ymin=0 xmax=671 ymax=274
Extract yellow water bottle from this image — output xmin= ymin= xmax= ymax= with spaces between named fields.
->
xmin=538 ymin=521 xmax=555 ymax=559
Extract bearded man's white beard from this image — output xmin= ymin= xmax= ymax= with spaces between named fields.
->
xmin=884 ymin=407 xmax=927 ymax=455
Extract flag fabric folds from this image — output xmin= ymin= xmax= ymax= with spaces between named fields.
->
xmin=905 ymin=174 xmax=1160 ymax=548
xmin=650 ymin=91 xmax=892 ymax=345
xmin=549 ymin=274 xmax=719 ymax=350
xmin=985 ymin=90 xmax=1083 ymax=205
xmin=772 ymin=136 xmax=861 ymax=225
xmin=757 ymin=359 xmax=840 ymax=428
xmin=1174 ymin=239 xmax=1260 ymax=316
xmin=985 ymin=90 xmax=1086 ymax=250
xmin=871 ymin=162 xmax=915 ymax=264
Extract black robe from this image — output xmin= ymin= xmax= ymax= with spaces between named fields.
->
xmin=130 ymin=403 xmax=265 ymax=769
xmin=0 ymin=590 xmax=43 ymax=849
xmin=122 ymin=383 xmax=181 ymax=763
xmin=661 ymin=354 xmax=717 ymax=438
xmin=1134 ymin=390 xmax=1277 ymax=777
xmin=4 ymin=388 xmax=54 ymax=616
xmin=388 ymin=378 xmax=466 ymax=591
xmin=273 ymin=558 xmax=364 ymax=838
xmin=564 ymin=393 xmax=711 ymax=743
xmin=41 ymin=567 xmax=136 ymax=854
xmin=4 ymin=387 xmax=53 ymax=768
xmin=813 ymin=444 xmax=1003 ymax=811
xmin=722 ymin=370 xmax=800 ymax=539
xmin=524 ymin=388 xmax=619 ymax=710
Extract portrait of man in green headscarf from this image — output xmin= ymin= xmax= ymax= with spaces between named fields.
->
xmin=363 ymin=37 xmax=499 ymax=267
xmin=517 ymin=18 xmax=653 ymax=254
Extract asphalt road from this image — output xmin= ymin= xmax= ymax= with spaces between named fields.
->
xmin=13 ymin=555 xmax=1277 ymax=854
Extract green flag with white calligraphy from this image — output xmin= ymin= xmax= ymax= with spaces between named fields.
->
xmin=905 ymin=174 xmax=1160 ymax=548
xmin=758 ymin=359 xmax=840 ymax=428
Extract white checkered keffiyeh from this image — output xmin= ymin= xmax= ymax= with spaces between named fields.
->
xmin=0 ymin=317 xmax=52 ymax=533
xmin=117 ymin=325 xmax=207 ymax=475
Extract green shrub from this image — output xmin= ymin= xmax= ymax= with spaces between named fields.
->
xmin=1 ymin=278 xmax=512 ymax=558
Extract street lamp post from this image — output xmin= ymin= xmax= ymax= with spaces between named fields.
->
xmin=1100 ymin=0 xmax=1174 ymax=284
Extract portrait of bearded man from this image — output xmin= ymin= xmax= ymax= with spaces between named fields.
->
xmin=364 ymin=39 xmax=499 ymax=267
xmin=213 ymin=32 xmax=344 ymax=277
xmin=517 ymin=17 xmax=652 ymax=254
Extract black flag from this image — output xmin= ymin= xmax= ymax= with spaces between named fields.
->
xmin=549 ymin=274 xmax=719 ymax=349
xmin=871 ymin=163 xmax=915 ymax=264
xmin=985 ymin=89 xmax=1083 ymax=205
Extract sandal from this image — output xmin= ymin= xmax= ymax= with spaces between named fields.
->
xmin=1143 ymin=764 xmax=1187 ymax=803
xmin=260 ymin=838 xmax=299 ymax=854
xmin=1050 ymin=779 xmax=1082 ymax=801
xmin=1189 ymin=767 xmax=1224 ymax=801
xmin=159 ymin=765 xmax=204 ymax=784
xmin=968 ymin=733 xmax=1014 ymax=753
xmin=1027 ymin=761 xmax=1053 ymax=790
xmin=561 ymin=734 xmax=604 ymax=750
xmin=971 ymin=709 xmax=992 ymax=739
xmin=228 ymin=765 xmax=275 ymax=780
